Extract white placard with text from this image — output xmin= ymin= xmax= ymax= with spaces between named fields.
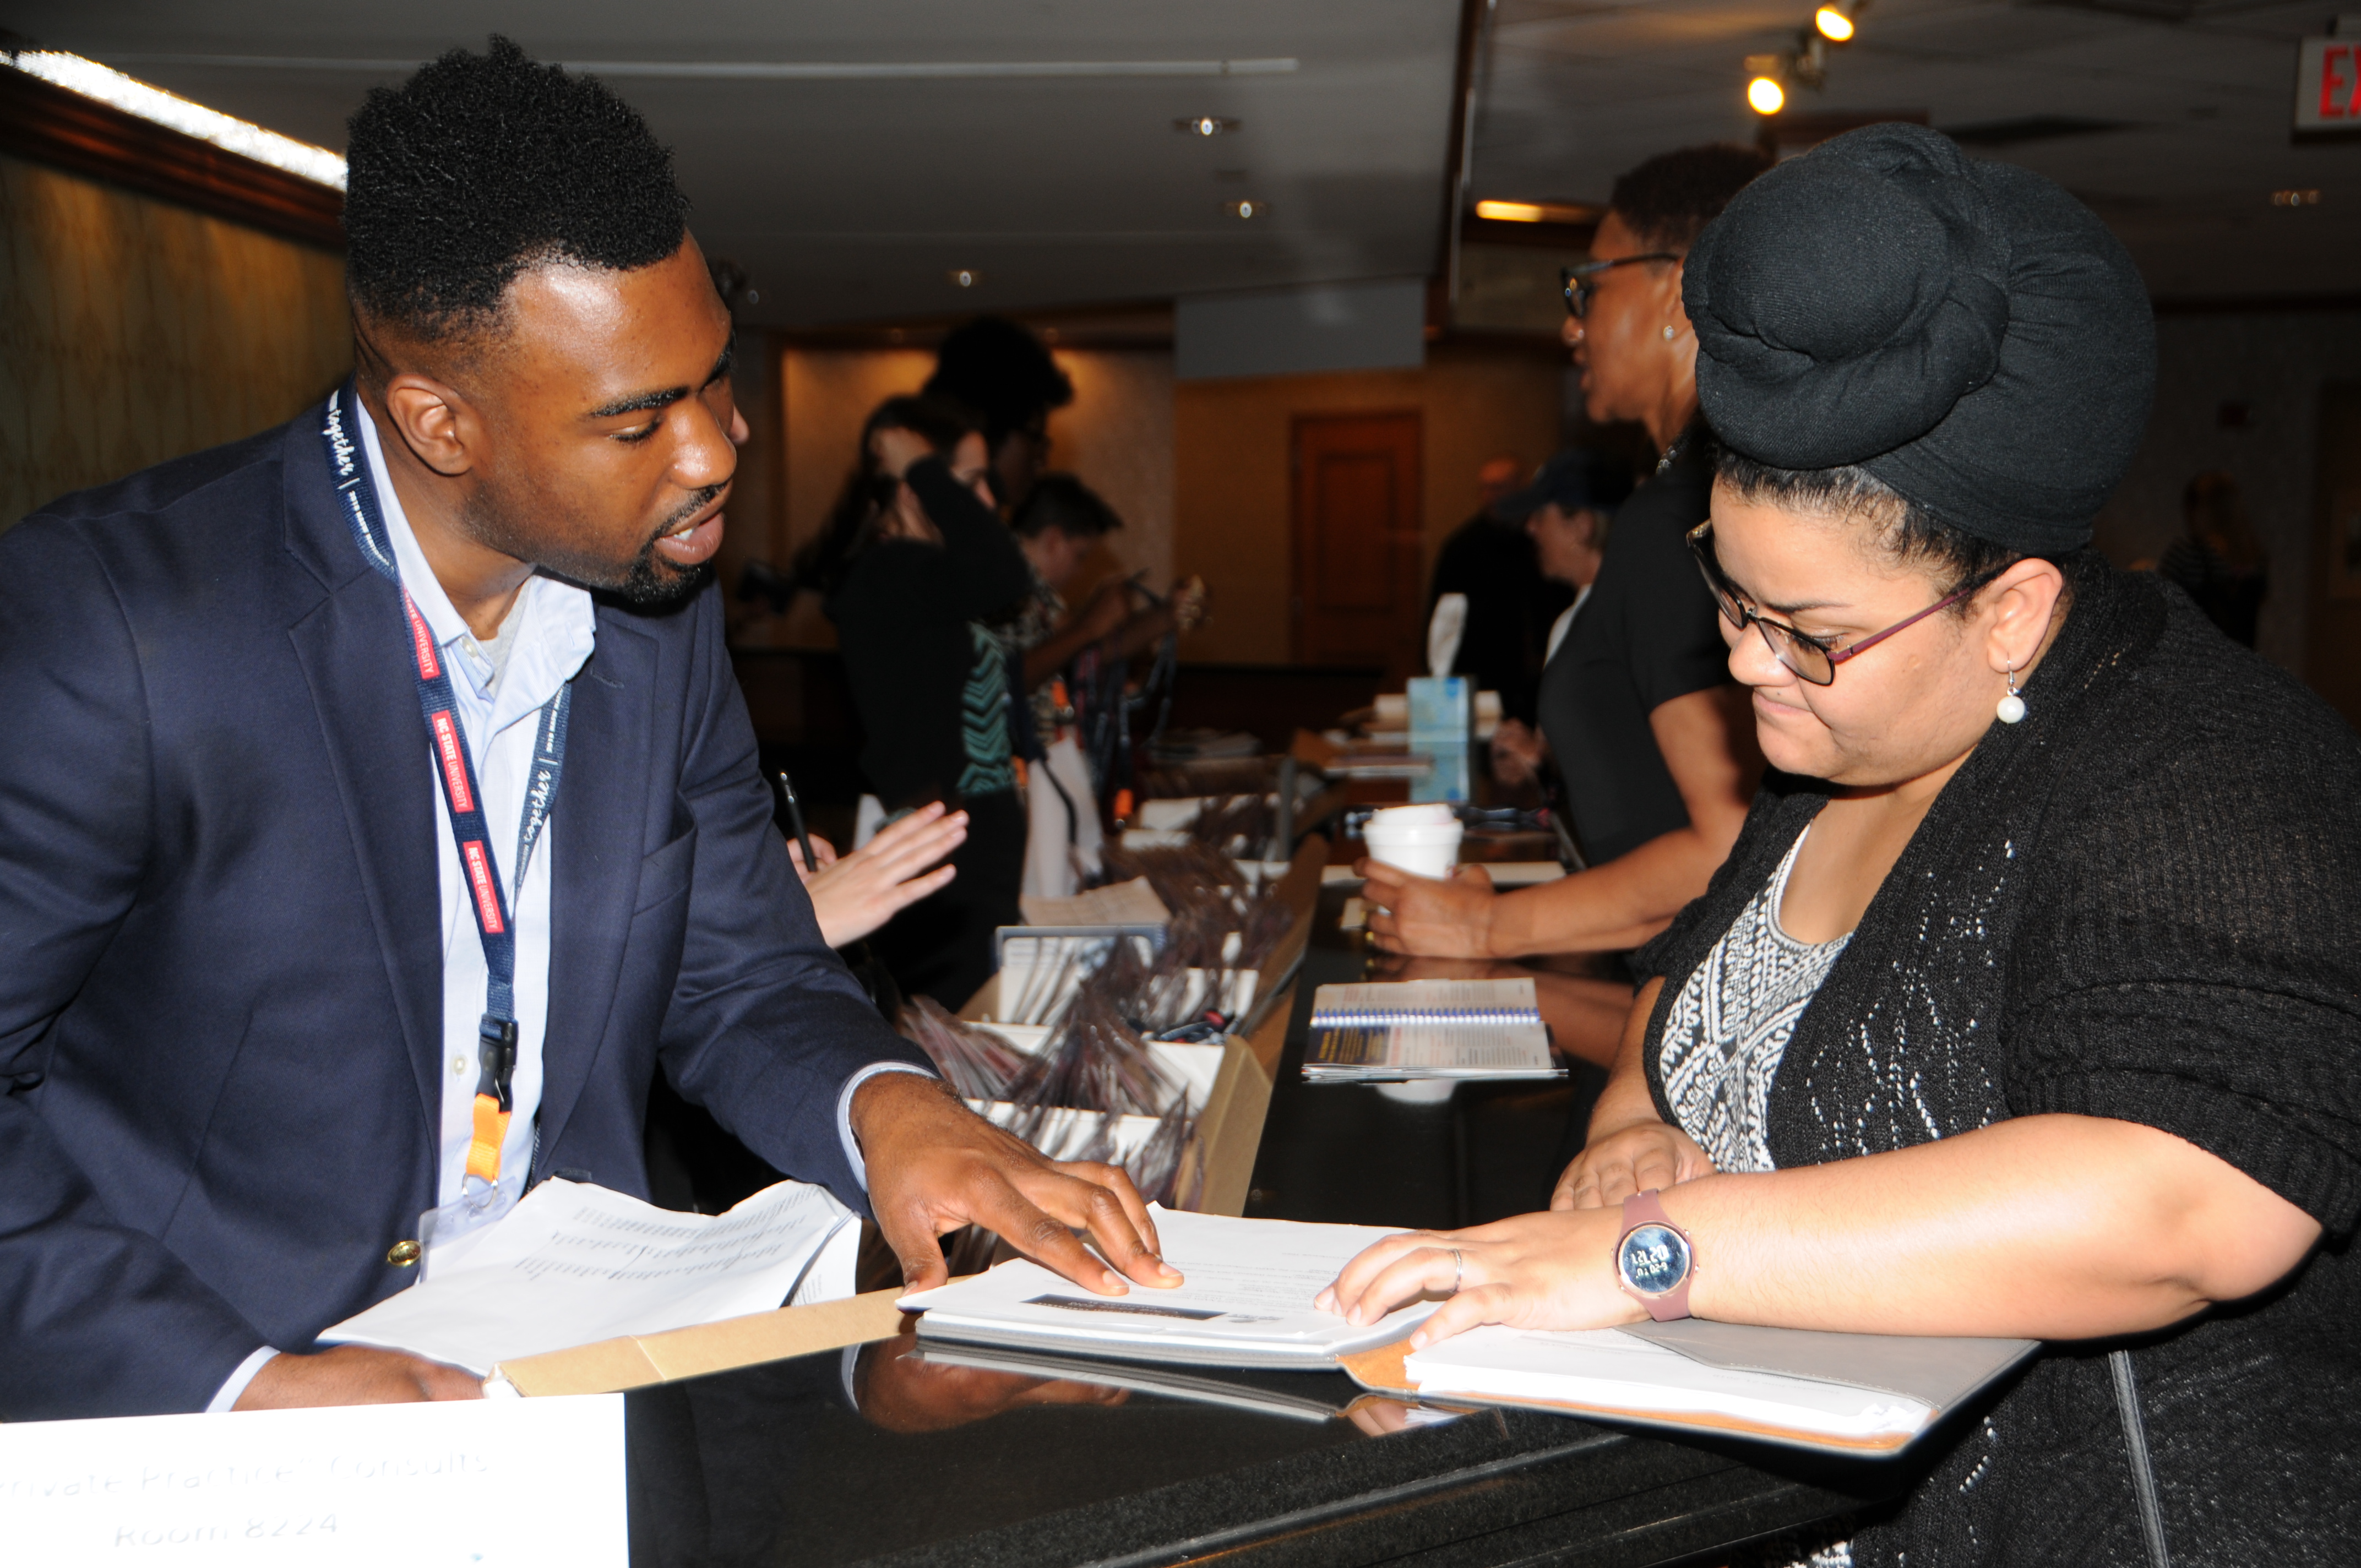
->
xmin=0 ymin=1394 xmax=625 ymax=1564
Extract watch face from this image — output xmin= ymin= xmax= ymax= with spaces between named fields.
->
xmin=1618 ymin=1222 xmax=1691 ymax=1298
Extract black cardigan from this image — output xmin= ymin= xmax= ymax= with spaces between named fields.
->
xmin=1634 ymin=556 xmax=2361 ymax=1565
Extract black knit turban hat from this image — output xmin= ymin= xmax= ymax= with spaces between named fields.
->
xmin=1683 ymin=123 xmax=2155 ymax=553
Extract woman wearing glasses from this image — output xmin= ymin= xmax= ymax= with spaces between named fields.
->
xmin=1361 ymin=144 xmax=1770 ymax=971
xmin=1327 ymin=124 xmax=2358 ymax=1564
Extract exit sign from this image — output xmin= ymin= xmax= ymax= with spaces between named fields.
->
xmin=2298 ymin=34 xmax=2361 ymax=130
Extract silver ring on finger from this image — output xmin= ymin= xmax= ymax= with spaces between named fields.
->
xmin=1450 ymin=1247 xmax=1463 ymax=1296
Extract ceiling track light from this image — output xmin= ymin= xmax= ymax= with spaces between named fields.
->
xmin=1814 ymin=0 xmax=1868 ymax=44
xmin=1745 ymin=54 xmax=1787 ymax=117
xmin=1177 ymin=116 xmax=1239 ymax=137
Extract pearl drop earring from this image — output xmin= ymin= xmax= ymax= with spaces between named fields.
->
xmin=1661 ymin=325 xmax=1676 ymax=341
xmin=1996 ymin=663 xmax=2026 ymax=725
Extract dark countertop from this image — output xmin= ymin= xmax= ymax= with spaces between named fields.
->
xmin=625 ymin=883 xmax=1905 ymax=1567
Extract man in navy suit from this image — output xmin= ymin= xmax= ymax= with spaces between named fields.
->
xmin=0 ymin=39 xmax=1176 ymax=1422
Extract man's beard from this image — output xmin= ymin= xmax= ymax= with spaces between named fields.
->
xmin=464 ymin=477 xmax=725 ymax=608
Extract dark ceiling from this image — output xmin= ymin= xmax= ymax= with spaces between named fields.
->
xmin=10 ymin=0 xmax=2354 ymax=320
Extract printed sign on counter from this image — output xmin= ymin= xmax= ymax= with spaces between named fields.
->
xmin=0 ymin=1394 xmax=625 ymax=1564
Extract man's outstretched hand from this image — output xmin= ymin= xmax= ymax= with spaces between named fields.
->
xmin=851 ymin=1071 xmax=1183 ymax=1296
xmin=233 ymin=1344 xmax=482 ymax=1409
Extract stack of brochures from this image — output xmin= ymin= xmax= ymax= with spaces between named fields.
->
xmin=1303 ymin=977 xmax=1563 ymax=1084
xmin=897 ymin=1207 xmax=1440 ymax=1369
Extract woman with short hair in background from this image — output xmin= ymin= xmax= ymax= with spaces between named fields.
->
xmin=1363 ymin=143 xmax=1771 ymax=967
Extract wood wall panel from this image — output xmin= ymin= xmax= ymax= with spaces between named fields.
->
xmin=0 ymin=153 xmax=350 ymax=528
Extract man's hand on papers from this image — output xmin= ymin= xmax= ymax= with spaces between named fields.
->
xmin=232 ymin=1344 xmax=484 ymax=1409
xmin=1358 ymin=860 xmax=1499 ymax=959
xmin=851 ymin=1072 xmax=1184 ymax=1295
xmin=1315 ymin=1210 xmax=1646 ymax=1351
xmin=1551 ymin=1120 xmax=1716 ymax=1212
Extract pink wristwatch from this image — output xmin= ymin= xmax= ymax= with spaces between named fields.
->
xmin=1614 ymin=1189 xmax=1695 ymax=1321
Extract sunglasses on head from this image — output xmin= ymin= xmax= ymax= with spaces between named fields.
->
xmin=1685 ymin=521 xmax=2001 ymax=686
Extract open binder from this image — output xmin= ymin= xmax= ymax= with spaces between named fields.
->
xmin=1340 ymin=1319 xmax=2038 ymax=1457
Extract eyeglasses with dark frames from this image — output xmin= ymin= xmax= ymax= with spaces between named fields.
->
xmin=1561 ymin=253 xmax=1681 ymax=318
xmin=1685 ymin=521 xmax=2002 ymax=687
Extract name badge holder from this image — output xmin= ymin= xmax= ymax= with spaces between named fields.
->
xmin=322 ymin=386 xmax=571 ymax=1260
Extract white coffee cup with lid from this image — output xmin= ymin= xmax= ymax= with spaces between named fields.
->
xmin=1361 ymin=803 xmax=1463 ymax=879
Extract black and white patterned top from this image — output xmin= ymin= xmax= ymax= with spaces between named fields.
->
xmin=1658 ymin=825 xmax=1849 ymax=1175
xmin=1632 ymin=557 xmax=2361 ymax=1566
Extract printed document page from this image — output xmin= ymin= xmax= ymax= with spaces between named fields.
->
xmin=322 ymin=1178 xmax=856 ymax=1375
xmin=899 ymin=1206 xmax=1437 ymax=1366
xmin=1403 ymin=1325 xmax=1935 ymax=1440
xmin=2 ymin=1393 xmax=624 ymax=1565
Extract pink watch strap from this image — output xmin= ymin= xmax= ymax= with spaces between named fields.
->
xmin=1618 ymin=1188 xmax=1693 ymax=1321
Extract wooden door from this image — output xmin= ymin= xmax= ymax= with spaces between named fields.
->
xmin=1290 ymin=412 xmax=1423 ymax=669
xmin=2304 ymin=380 xmax=2361 ymax=732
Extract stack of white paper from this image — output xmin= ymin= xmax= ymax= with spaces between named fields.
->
xmin=321 ymin=1178 xmax=857 ymax=1375
xmin=2 ymin=1397 xmax=626 ymax=1565
xmin=899 ymin=1207 xmax=1435 ymax=1369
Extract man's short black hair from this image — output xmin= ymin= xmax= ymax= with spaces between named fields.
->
xmin=343 ymin=36 xmax=690 ymax=341
xmin=1609 ymin=144 xmax=1774 ymax=255
xmin=1011 ymin=474 xmax=1123 ymax=541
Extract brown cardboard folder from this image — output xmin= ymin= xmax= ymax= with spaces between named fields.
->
xmin=1338 ymin=1322 xmax=2037 ymax=1457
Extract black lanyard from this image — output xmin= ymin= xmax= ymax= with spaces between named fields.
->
xmin=320 ymin=388 xmax=570 ymax=1166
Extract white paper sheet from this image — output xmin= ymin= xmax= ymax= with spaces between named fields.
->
xmin=322 ymin=1178 xmax=855 ymax=1374
xmin=1403 ymin=1325 xmax=1933 ymax=1440
xmin=0 ymin=1395 xmax=625 ymax=1565
xmin=898 ymin=1206 xmax=1437 ymax=1367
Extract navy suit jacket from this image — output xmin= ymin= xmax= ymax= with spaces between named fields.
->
xmin=0 ymin=399 xmax=930 ymax=1419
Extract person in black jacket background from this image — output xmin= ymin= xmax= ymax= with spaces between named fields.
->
xmin=806 ymin=396 xmax=1033 ymax=1005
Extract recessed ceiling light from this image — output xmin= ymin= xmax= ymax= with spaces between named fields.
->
xmin=948 ymin=268 xmax=982 ymax=287
xmin=1225 ymin=199 xmax=1268 ymax=219
xmin=1177 ymin=116 xmax=1238 ymax=137
xmin=2271 ymin=189 xmax=2322 ymax=206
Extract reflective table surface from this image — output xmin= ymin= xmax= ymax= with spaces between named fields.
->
xmin=625 ymin=884 xmax=1902 ymax=1567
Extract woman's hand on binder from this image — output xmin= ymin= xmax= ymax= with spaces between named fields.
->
xmin=1317 ymin=1210 xmax=1645 ymax=1348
